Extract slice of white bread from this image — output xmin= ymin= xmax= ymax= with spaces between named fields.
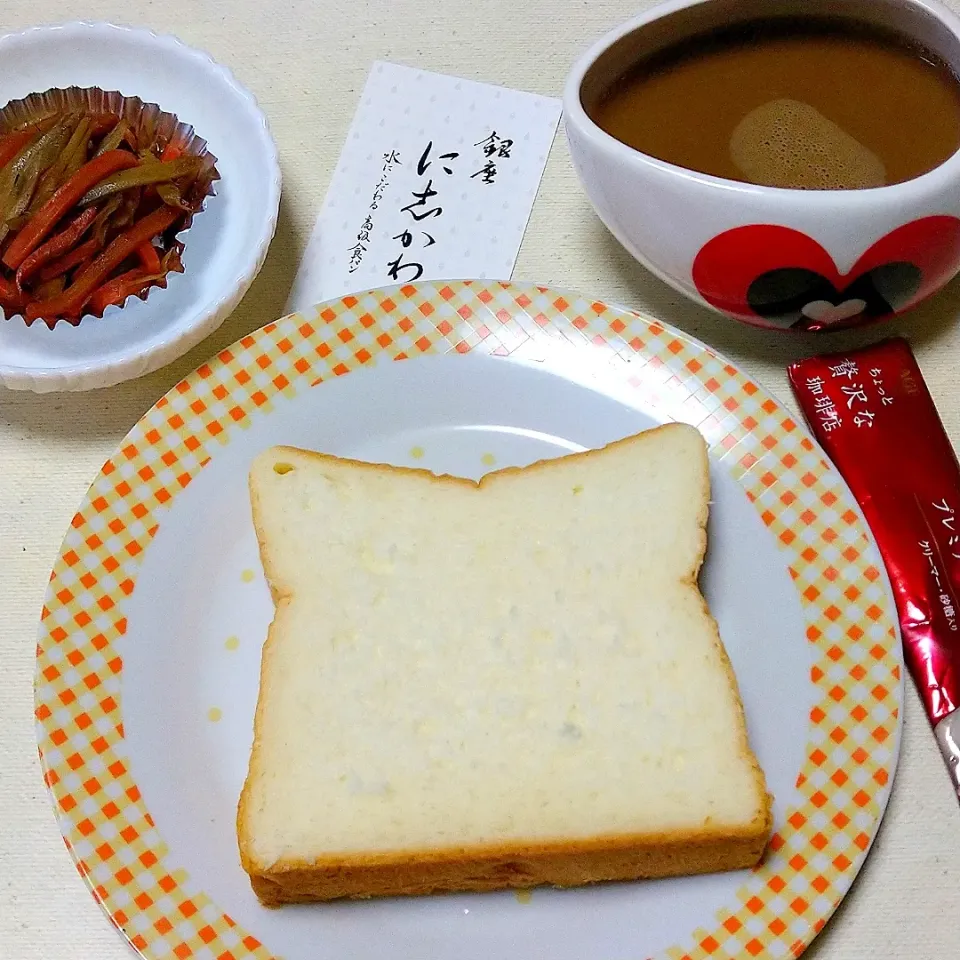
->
xmin=237 ymin=424 xmax=772 ymax=905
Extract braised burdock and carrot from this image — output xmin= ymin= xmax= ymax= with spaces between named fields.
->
xmin=0 ymin=87 xmax=217 ymax=328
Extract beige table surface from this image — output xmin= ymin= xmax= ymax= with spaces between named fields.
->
xmin=2 ymin=1 xmax=959 ymax=958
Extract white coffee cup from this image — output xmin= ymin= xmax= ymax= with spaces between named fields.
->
xmin=563 ymin=0 xmax=960 ymax=331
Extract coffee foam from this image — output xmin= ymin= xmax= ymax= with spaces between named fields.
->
xmin=730 ymin=98 xmax=886 ymax=189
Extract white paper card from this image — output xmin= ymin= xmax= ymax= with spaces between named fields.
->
xmin=286 ymin=61 xmax=561 ymax=312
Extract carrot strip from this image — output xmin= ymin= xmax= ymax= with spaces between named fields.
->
xmin=25 ymin=206 xmax=179 ymax=321
xmin=88 ymin=267 xmax=153 ymax=315
xmin=89 ymin=243 xmax=181 ymax=314
xmin=35 ymin=237 xmax=101 ymax=283
xmin=15 ymin=205 xmax=98 ymax=290
xmin=3 ymin=149 xmax=138 ymax=270
xmin=136 ymin=241 xmax=161 ymax=272
xmin=89 ymin=114 xmax=117 ymax=136
xmin=0 ymin=271 xmax=22 ymax=306
xmin=160 ymin=142 xmax=183 ymax=162
xmin=0 ymin=128 xmax=39 ymax=170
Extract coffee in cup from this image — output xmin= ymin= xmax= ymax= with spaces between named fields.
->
xmin=587 ymin=16 xmax=960 ymax=190
xmin=563 ymin=0 xmax=960 ymax=331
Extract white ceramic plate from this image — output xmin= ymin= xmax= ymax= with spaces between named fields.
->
xmin=0 ymin=21 xmax=280 ymax=392
xmin=35 ymin=282 xmax=903 ymax=960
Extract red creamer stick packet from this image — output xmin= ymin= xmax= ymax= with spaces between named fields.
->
xmin=788 ymin=337 xmax=960 ymax=805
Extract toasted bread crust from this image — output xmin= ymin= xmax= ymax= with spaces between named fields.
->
xmin=248 ymin=824 xmax=770 ymax=904
xmin=237 ymin=425 xmax=773 ymax=904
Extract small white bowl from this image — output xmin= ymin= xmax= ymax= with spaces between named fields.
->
xmin=0 ymin=21 xmax=281 ymax=392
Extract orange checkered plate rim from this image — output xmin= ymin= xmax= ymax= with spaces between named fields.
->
xmin=34 ymin=280 xmax=903 ymax=960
